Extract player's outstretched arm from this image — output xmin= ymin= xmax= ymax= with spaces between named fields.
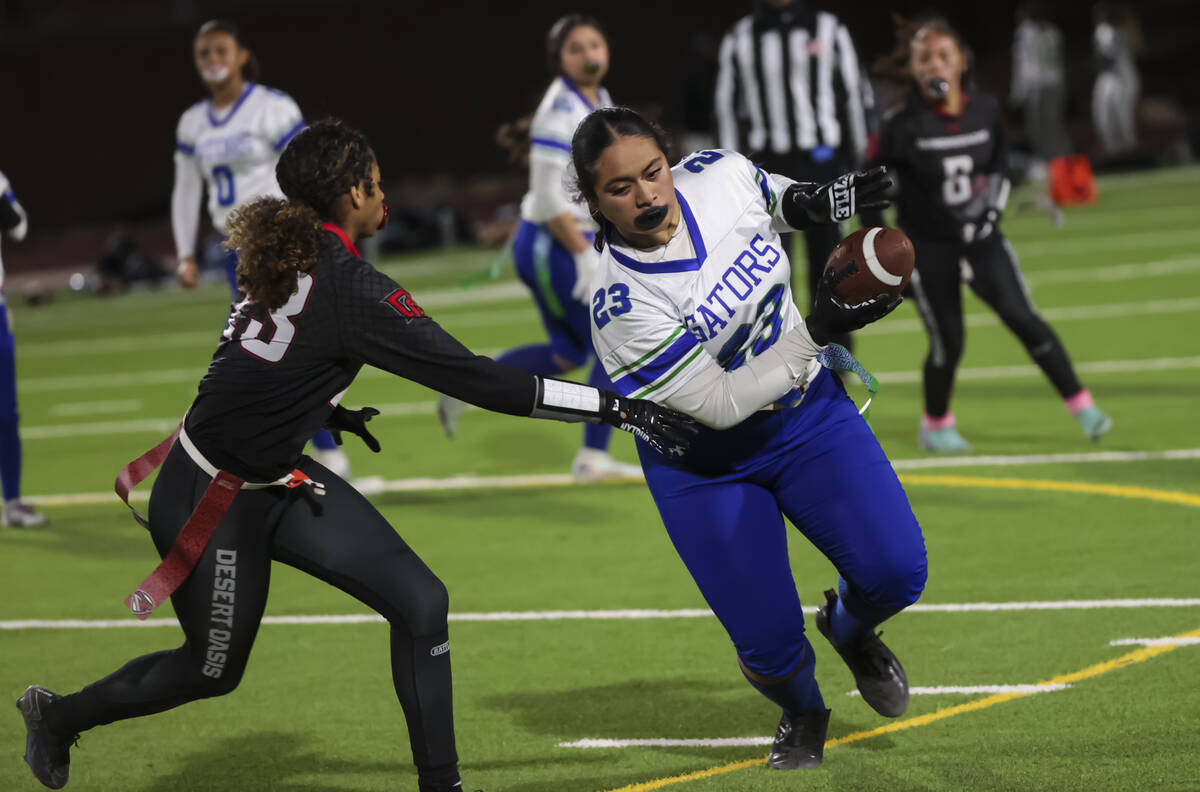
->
xmin=781 ymin=166 xmax=892 ymax=228
xmin=345 ymin=286 xmax=700 ymax=455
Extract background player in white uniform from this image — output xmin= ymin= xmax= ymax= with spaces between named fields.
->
xmin=0 ymin=169 xmax=44 ymax=527
xmin=438 ymin=15 xmax=638 ymax=481
xmin=1092 ymin=3 xmax=1140 ymax=155
xmin=576 ymin=107 xmax=925 ymax=770
xmin=171 ymin=19 xmax=349 ymax=476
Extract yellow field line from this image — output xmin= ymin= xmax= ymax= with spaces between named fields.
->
xmin=897 ymin=474 xmax=1200 ymax=508
xmin=604 ymin=626 xmax=1200 ymax=792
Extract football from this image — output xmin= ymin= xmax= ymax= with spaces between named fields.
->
xmin=824 ymin=226 xmax=915 ymax=304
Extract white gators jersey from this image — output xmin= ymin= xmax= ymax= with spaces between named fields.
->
xmin=519 ymin=76 xmax=612 ymax=227
xmin=591 ymin=149 xmax=808 ymax=403
xmin=0 ymin=168 xmax=28 ymax=289
xmin=175 ymin=83 xmax=305 ymax=229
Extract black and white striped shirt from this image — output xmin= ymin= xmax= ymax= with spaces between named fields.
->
xmin=715 ymin=5 xmax=873 ymax=163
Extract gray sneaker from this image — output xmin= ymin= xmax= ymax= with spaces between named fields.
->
xmin=767 ymin=708 xmax=830 ymax=770
xmin=16 ymin=685 xmax=76 ymax=789
xmin=815 ymin=589 xmax=909 ymax=717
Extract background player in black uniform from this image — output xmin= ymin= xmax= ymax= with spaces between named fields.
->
xmin=15 ymin=120 xmax=695 ymax=792
xmin=866 ymin=18 xmax=1111 ymax=452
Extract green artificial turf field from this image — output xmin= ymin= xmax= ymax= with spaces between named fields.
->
xmin=2 ymin=167 xmax=1199 ymax=791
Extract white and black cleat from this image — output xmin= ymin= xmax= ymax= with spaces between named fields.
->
xmin=767 ymin=707 xmax=830 ymax=770
xmin=16 ymin=685 xmax=77 ymax=789
xmin=816 ymin=588 xmax=909 ymax=717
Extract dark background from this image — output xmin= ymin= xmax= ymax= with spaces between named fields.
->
xmin=1 ymin=0 xmax=1196 ymax=237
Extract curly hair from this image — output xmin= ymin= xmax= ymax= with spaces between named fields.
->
xmin=871 ymin=15 xmax=973 ymax=101
xmin=225 ymin=119 xmax=376 ymax=310
xmin=225 ymin=197 xmax=322 ymax=311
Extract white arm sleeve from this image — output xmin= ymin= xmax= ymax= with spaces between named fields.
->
xmin=5 ymin=198 xmax=28 ymax=242
xmin=171 ymin=150 xmax=204 ymax=260
xmin=662 ymin=321 xmax=823 ymax=430
xmin=525 ymin=154 xmax=573 ymax=223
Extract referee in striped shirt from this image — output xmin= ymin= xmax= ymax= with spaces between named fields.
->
xmin=715 ymin=0 xmax=874 ymax=350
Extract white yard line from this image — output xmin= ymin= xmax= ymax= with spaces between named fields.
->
xmin=560 ymin=738 xmax=774 ymax=749
xmin=890 ymin=448 xmax=1200 ymax=470
xmin=4 ymin=599 xmax=1199 ymax=632
xmin=847 ymin=684 xmax=1070 ymax=696
xmin=1109 ymin=637 xmax=1200 ymax=647
xmin=15 ymin=259 xmax=1200 ymax=361
xmin=875 ymin=355 xmax=1200 ymax=385
xmin=1022 ymin=256 xmax=1200 ymax=284
xmin=18 ymin=355 xmax=1200 ymax=437
xmin=50 ymin=399 xmax=143 ymax=417
xmin=861 ymin=296 xmax=1200 ymax=337
xmin=1016 ymin=228 xmax=1200 ymax=257
xmin=19 ymin=447 xmax=1200 ymax=506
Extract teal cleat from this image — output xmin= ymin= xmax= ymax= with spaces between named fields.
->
xmin=918 ymin=425 xmax=971 ymax=453
xmin=1076 ymin=405 xmax=1112 ymax=441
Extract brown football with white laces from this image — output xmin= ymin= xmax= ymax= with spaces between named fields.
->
xmin=824 ymin=227 xmax=915 ymax=304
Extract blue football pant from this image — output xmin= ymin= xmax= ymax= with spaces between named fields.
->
xmin=642 ymin=388 xmax=927 ymax=683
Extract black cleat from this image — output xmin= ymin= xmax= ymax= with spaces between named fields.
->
xmin=767 ymin=707 xmax=830 ymax=770
xmin=816 ymin=588 xmax=909 ymax=717
xmin=16 ymin=685 xmax=77 ymax=789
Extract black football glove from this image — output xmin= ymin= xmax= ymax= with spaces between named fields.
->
xmin=805 ymin=268 xmax=903 ymax=346
xmin=325 ymin=405 xmax=381 ymax=452
xmin=783 ymin=166 xmax=892 ymax=227
xmin=599 ymin=393 xmax=700 ymax=457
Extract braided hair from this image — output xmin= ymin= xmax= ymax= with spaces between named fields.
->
xmin=225 ymin=119 xmax=376 ymax=310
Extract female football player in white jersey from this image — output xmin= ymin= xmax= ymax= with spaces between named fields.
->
xmin=0 ymin=169 xmax=44 ymax=527
xmin=437 ymin=15 xmax=639 ymax=481
xmin=171 ymin=19 xmax=350 ymax=475
xmin=575 ymin=106 xmax=925 ymax=770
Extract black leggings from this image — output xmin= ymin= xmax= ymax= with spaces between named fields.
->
xmin=51 ymin=443 xmax=459 ymax=789
xmin=906 ymin=232 xmax=1083 ymax=417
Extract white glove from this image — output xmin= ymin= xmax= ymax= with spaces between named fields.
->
xmin=570 ymin=246 xmax=600 ymax=303
xmin=961 ymin=208 xmax=1000 ymax=245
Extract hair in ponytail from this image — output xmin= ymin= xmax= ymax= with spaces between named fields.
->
xmin=225 ymin=199 xmax=321 ymax=311
xmin=495 ymin=114 xmax=532 ymax=168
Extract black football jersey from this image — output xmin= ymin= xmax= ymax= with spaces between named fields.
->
xmin=872 ymin=91 xmax=1007 ymax=241
xmin=185 ymin=226 xmax=535 ymax=481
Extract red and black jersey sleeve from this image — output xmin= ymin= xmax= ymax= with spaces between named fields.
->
xmin=330 ymin=252 xmax=536 ymax=417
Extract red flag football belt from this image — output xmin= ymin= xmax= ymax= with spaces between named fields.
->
xmin=115 ymin=420 xmax=325 ymax=620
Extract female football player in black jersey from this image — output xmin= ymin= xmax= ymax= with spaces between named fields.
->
xmin=867 ymin=18 xmax=1111 ymax=452
xmin=15 ymin=119 xmax=695 ymax=792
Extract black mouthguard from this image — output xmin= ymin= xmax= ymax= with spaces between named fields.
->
xmin=634 ymin=205 xmax=668 ymax=231
xmin=583 ymin=61 xmax=602 ymax=75
xmin=925 ymin=78 xmax=950 ymax=101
